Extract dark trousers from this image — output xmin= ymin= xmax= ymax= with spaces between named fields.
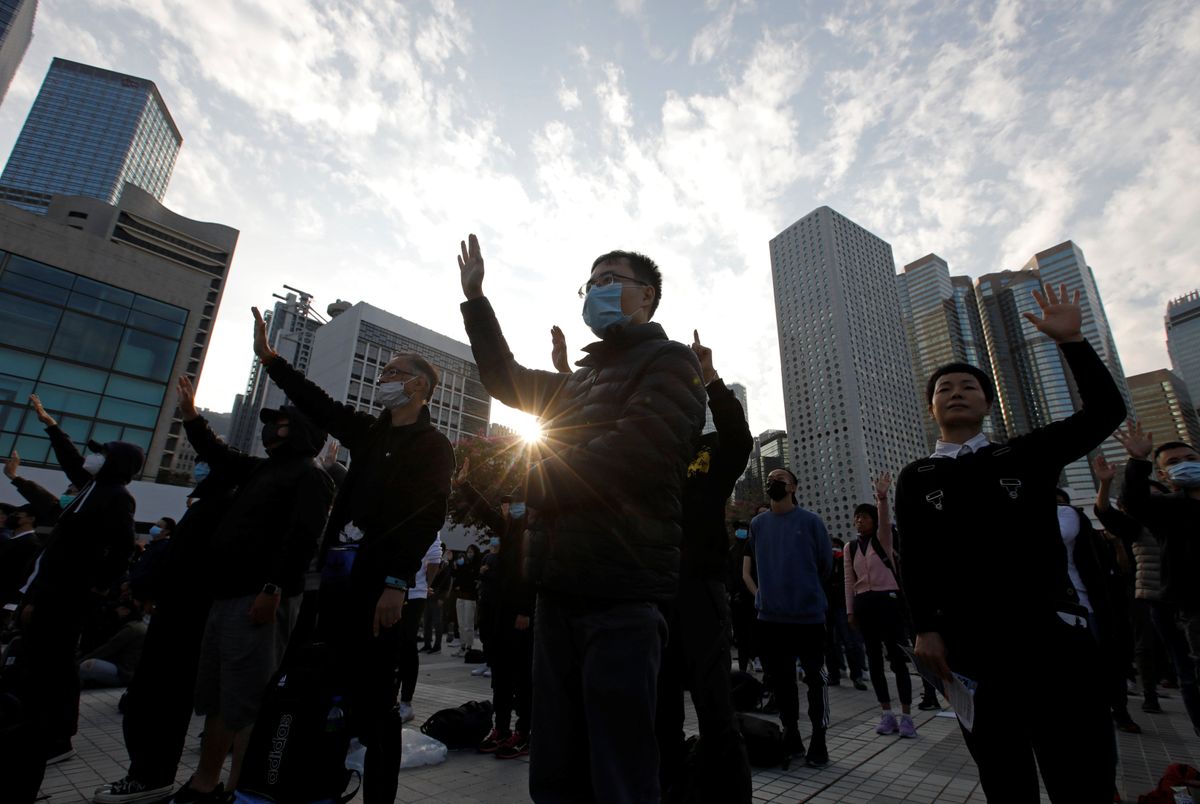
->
xmin=656 ymin=579 xmax=751 ymax=804
xmin=756 ymin=620 xmax=829 ymax=736
xmin=421 ymin=597 xmax=442 ymax=649
xmin=730 ymin=595 xmax=757 ymax=671
xmin=1131 ymin=599 xmax=1161 ymax=698
xmin=123 ymin=595 xmax=212 ymax=786
xmin=854 ymin=591 xmax=912 ymax=706
xmin=398 ymin=598 xmax=425 ymax=703
xmin=490 ymin=610 xmax=534 ymax=735
xmin=1150 ymin=601 xmax=1200 ymax=732
xmin=825 ymin=606 xmax=866 ymax=683
xmin=959 ymin=617 xmax=1115 ymax=803
xmin=529 ymin=593 xmax=666 ymax=804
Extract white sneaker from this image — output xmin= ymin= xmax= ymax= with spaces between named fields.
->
xmin=398 ymin=702 xmax=414 ymax=723
xmin=482 ymin=667 xmax=492 ymax=678
xmin=471 ymin=664 xmax=490 ymax=676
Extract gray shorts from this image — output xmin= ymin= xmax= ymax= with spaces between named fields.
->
xmin=194 ymin=593 xmax=300 ymax=730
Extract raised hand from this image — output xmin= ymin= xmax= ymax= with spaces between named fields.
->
xmin=4 ymin=450 xmax=18 ymax=480
xmin=1114 ymin=419 xmax=1153 ymax=461
xmin=251 ymin=307 xmax=278 ymax=363
xmin=28 ymin=394 xmax=56 ymax=427
xmin=176 ymin=376 xmax=199 ymax=421
xmin=1022 ymin=283 xmax=1083 ymax=343
xmin=1092 ymin=454 xmax=1117 ymax=483
xmin=322 ymin=440 xmax=340 ymax=468
xmin=691 ymin=329 xmax=717 ymax=385
xmin=457 ymin=234 xmax=485 ymax=301
xmin=452 ymin=456 xmax=470 ymax=489
xmin=550 ymin=325 xmax=570 ymax=373
xmin=873 ymin=471 xmax=892 ymax=499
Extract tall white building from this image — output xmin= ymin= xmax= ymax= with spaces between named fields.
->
xmin=1166 ymin=290 xmax=1200 ymax=420
xmin=770 ymin=207 xmax=926 ymax=536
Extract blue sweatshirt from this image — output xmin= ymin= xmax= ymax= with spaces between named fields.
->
xmin=748 ymin=506 xmax=832 ymax=624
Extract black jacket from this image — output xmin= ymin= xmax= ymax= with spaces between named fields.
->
xmin=458 ymin=481 xmax=535 ymax=617
xmin=184 ymin=410 xmax=334 ymax=599
xmin=265 ymin=356 xmax=455 ymax=586
xmin=158 ymin=475 xmax=239 ymax=606
xmin=1061 ymin=505 xmax=1117 ymax=635
xmin=9 ymin=475 xmax=63 ymax=527
xmin=25 ymin=426 xmax=142 ymax=610
xmin=681 ymin=380 xmax=753 ymax=582
xmin=895 ymin=340 xmax=1125 ymax=669
xmin=451 ymin=552 xmax=481 ymax=601
xmin=1122 ymin=458 xmax=1200 ymax=611
xmin=461 ymin=297 xmax=705 ymax=602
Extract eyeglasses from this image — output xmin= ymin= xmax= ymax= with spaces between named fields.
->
xmin=377 ymin=367 xmax=415 ymax=383
xmin=577 ymin=272 xmax=650 ymax=299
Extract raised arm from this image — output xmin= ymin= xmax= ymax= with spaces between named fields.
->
xmin=6 ymin=450 xmax=63 ymax=525
xmin=30 ymin=394 xmax=93 ymax=489
xmin=873 ymin=473 xmax=894 ymax=561
xmin=695 ymin=330 xmax=753 ymax=493
xmin=177 ymin=376 xmax=258 ymax=483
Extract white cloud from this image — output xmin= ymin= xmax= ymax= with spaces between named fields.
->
xmin=689 ymin=3 xmax=738 ymax=65
xmin=557 ymin=79 xmax=581 ymax=111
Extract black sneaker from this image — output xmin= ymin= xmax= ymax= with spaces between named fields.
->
xmin=917 ymin=695 xmax=940 ymax=711
xmin=805 ymin=733 xmax=829 ymax=767
xmin=477 ymin=728 xmax=511 ymax=753
xmin=45 ymin=739 xmax=75 ymax=765
xmin=494 ymin=731 xmax=530 ymax=759
xmin=852 ymin=678 xmax=869 ymax=691
xmin=1142 ymin=697 xmax=1163 ymax=714
xmin=782 ymin=728 xmax=805 ymax=759
xmin=169 ymin=780 xmax=225 ymax=803
xmin=94 ymin=776 xmax=176 ymax=803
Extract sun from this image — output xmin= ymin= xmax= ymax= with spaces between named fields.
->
xmin=514 ymin=415 xmax=544 ymax=444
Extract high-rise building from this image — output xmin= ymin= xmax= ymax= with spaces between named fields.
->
xmin=702 ymin=380 xmax=748 ymax=434
xmin=0 ymin=0 xmax=37 ymax=105
xmin=1127 ymin=369 xmax=1200 ymax=450
xmin=0 ymin=58 xmax=181 ymax=213
xmin=0 ymin=184 xmax=238 ymax=480
xmin=896 ymin=254 xmax=1001 ymax=449
xmin=771 ymin=207 xmax=927 ymax=535
xmin=302 ymin=300 xmax=491 ymax=444
xmin=1166 ymin=290 xmax=1200 ymax=419
xmin=228 ymin=290 xmax=324 ymax=457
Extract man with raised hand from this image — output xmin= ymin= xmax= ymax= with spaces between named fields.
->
xmin=456 ymin=234 xmax=705 ymax=803
xmin=896 ymin=283 xmax=1125 ymax=803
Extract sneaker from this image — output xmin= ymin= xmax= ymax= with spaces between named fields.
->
xmin=398 ymin=702 xmax=414 ymax=723
xmin=852 ymin=678 xmax=869 ymax=691
xmin=478 ymin=728 xmax=512 ymax=753
xmin=471 ymin=664 xmax=490 ymax=676
xmin=94 ymin=776 xmax=176 ymax=803
xmin=451 ymin=648 xmax=466 ymax=657
xmin=917 ymin=695 xmax=940 ymax=711
xmin=805 ymin=733 xmax=829 ymax=767
xmin=494 ymin=731 xmax=530 ymax=759
xmin=876 ymin=711 xmax=899 ymax=735
xmin=45 ymin=740 xmax=75 ymax=765
xmin=1114 ymin=716 xmax=1142 ymax=734
xmin=482 ymin=667 xmax=492 ymax=678
xmin=898 ymin=714 xmax=918 ymax=738
xmin=1142 ymin=698 xmax=1163 ymax=714
xmin=169 ymin=780 xmax=225 ymax=803
xmin=782 ymin=728 xmax=805 ymax=759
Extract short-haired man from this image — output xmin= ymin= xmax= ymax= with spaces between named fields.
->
xmin=1114 ymin=425 xmax=1200 ymax=737
xmin=456 ymin=235 xmax=705 ymax=802
xmin=896 ymin=284 xmax=1125 ymax=802
xmin=741 ymin=467 xmax=833 ymax=765
xmin=250 ymin=309 xmax=455 ymax=804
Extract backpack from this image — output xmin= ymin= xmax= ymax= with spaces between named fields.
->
xmin=732 ymin=713 xmax=788 ymax=769
xmin=420 ymin=700 xmax=494 ymax=749
xmin=729 ymin=670 xmax=764 ymax=712
xmin=463 ymin=648 xmax=486 ymax=664
xmin=236 ymin=640 xmax=359 ymax=803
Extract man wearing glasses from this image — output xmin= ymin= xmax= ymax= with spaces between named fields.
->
xmin=249 ymin=310 xmax=455 ymax=804
xmin=456 ymin=235 xmax=705 ymax=803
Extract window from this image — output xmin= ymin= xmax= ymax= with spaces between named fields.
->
xmin=114 ymin=329 xmax=178 ymax=382
xmin=51 ymin=310 xmax=123 ymax=368
xmin=0 ymin=294 xmax=61 ymax=352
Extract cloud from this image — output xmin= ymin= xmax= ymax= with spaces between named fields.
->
xmin=557 ymin=79 xmax=581 ymax=111
xmin=689 ymin=3 xmax=739 ymax=65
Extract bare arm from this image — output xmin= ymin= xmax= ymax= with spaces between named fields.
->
xmin=741 ymin=554 xmax=757 ymax=598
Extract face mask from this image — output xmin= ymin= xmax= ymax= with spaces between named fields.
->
xmin=766 ymin=480 xmax=790 ymax=501
xmin=581 ymin=282 xmax=632 ymax=338
xmin=489 ymin=537 xmax=500 ymax=548
xmin=149 ymin=525 xmax=162 ymax=537
xmin=375 ymin=377 xmax=414 ymax=409
xmin=456 ymin=557 xmax=465 ymax=566
xmin=509 ymin=502 xmax=526 ymax=518
xmin=261 ymin=422 xmax=286 ymax=449
xmin=734 ymin=528 xmax=748 ymax=540
xmin=83 ymin=453 xmax=106 ymax=475
xmin=1167 ymin=460 xmax=1200 ymax=488
xmin=193 ymin=463 xmax=210 ymax=482
xmin=59 ymin=494 xmax=76 ymax=509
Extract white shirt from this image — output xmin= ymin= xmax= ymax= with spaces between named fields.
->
xmin=408 ymin=536 xmax=444 ymax=600
xmin=931 ymin=432 xmax=992 ymax=459
xmin=1057 ymin=505 xmax=1092 ymax=613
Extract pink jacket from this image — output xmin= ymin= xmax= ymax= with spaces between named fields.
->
xmin=844 ymin=497 xmax=898 ymax=612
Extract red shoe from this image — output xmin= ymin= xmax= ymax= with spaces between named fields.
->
xmin=477 ymin=728 xmax=511 ymax=753
xmin=494 ymin=731 xmax=530 ymax=759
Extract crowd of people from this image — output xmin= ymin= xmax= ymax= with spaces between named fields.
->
xmin=0 ymin=237 xmax=1197 ymax=804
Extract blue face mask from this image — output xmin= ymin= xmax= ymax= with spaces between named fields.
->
xmin=149 ymin=525 xmax=163 ymax=536
xmin=193 ymin=463 xmax=210 ymax=483
xmin=59 ymin=494 xmax=76 ymax=509
xmin=489 ymin=537 xmax=500 ymax=548
xmin=582 ymin=283 xmax=632 ymax=338
xmin=509 ymin=502 xmax=526 ymax=518
xmin=1167 ymin=460 xmax=1200 ymax=489
xmin=456 ymin=557 xmax=465 ymax=566
xmin=734 ymin=528 xmax=748 ymax=540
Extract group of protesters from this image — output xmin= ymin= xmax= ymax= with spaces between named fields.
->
xmin=1 ymin=234 xmax=1197 ymax=804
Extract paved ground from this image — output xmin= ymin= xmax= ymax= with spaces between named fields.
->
xmin=40 ymin=649 xmax=1200 ymax=803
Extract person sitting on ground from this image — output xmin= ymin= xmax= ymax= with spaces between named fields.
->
xmin=78 ymin=596 xmax=151 ymax=688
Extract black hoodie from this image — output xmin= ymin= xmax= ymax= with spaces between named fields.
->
xmin=183 ymin=406 xmax=335 ymax=599
xmin=25 ymin=427 xmax=142 ymax=611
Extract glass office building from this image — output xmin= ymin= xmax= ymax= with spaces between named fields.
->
xmin=0 ymin=58 xmax=181 ymax=213
xmin=0 ymin=250 xmax=186 ymax=463
xmin=0 ymin=0 xmax=36 ymax=106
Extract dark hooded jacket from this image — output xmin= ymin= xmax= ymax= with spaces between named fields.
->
xmin=183 ymin=407 xmax=335 ymax=599
xmin=24 ymin=426 xmax=142 ymax=611
xmin=456 ymin=482 xmax=535 ymax=617
xmin=461 ymin=297 xmax=705 ymax=603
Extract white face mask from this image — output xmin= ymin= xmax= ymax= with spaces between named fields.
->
xmin=375 ymin=377 xmax=415 ymax=409
xmin=82 ymin=453 xmax=106 ymax=475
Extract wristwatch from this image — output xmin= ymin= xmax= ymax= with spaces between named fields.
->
xmin=262 ymin=583 xmax=280 ymax=595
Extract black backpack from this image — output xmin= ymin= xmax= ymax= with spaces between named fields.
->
xmin=733 ymin=713 xmax=789 ymax=769
xmin=420 ymin=700 xmax=494 ymax=749
xmin=236 ymin=640 xmax=359 ymax=803
xmin=729 ymin=670 xmax=764 ymax=712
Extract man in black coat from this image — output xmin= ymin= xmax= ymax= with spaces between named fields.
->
xmin=171 ymin=377 xmax=334 ymax=804
xmin=457 ymin=234 xmax=705 ymax=803
xmin=12 ymin=394 xmax=143 ymax=804
xmin=251 ymin=311 xmax=455 ymax=804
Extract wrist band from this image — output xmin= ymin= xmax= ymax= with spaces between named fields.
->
xmin=383 ymin=575 xmax=408 ymax=591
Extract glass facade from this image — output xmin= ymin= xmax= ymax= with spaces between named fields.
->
xmin=0 ymin=58 xmax=181 ymax=213
xmin=0 ymin=250 xmax=185 ymax=467
xmin=1166 ymin=290 xmax=1200 ymax=412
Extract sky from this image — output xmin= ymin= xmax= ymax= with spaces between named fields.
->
xmin=1 ymin=0 xmax=1197 ymax=436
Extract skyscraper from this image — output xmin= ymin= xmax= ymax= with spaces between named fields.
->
xmin=771 ymin=207 xmax=926 ymax=536
xmin=0 ymin=58 xmax=181 ymax=213
xmin=702 ymin=380 xmax=747 ymax=434
xmin=896 ymin=254 xmax=1001 ymax=449
xmin=1127 ymin=369 xmax=1200 ymax=450
xmin=0 ymin=0 xmax=36 ymax=105
xmin=1166 ymin=290 xmax=1200 ymax=419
